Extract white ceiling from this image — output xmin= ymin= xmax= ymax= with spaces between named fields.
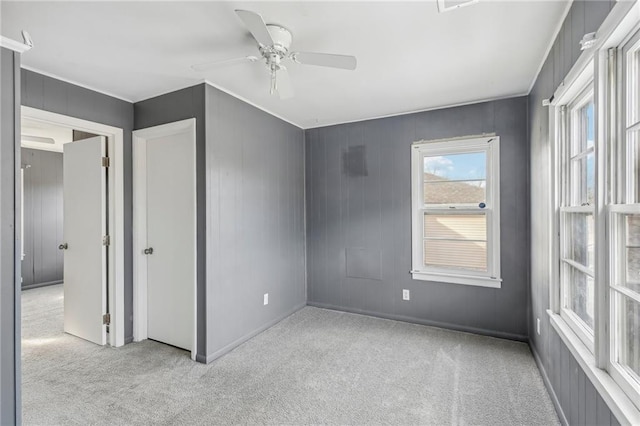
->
xmin=2 ymin=1 xmax=569 ymax=129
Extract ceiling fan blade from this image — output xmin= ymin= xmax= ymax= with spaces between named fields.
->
xmin=276 ymin=67 xmax=294 ymax=99
xmin=291 ymin=52 xmax=357 ymax=70
xmin=191 ymin=56 xmax=258 ymax=72
xmin=235 ymin=9 xmax=274 ymax=47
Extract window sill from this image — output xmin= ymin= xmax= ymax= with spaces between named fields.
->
xmin=411 ymin=271 xmax=501 ymax=288
xmin=547 ymin=310 xmax=640 ymax=425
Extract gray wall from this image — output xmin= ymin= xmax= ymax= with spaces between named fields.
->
xmin=133 ymin=84 xmax=208 ymax=359
xmin=21 ymin=148 xmax=64 ymax=289
xmin=205 ymin=85 xmax=306 ymax=361
xmin=0 ymin=46 xmax=21 ymax=426
xmin=529 ymin=1 xmax=620 ymax=425
xmin=305 ymin=97 xmax=530 ymax=340
xmin=134 ymin=83 xmax=307 ymax=363
xmin=21 ymin=69 xmax=135 ymax=341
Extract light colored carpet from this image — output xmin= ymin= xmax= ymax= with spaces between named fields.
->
xmin=22 ymin=284 xmax=558 ymax=425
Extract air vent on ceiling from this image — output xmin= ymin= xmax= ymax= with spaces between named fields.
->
xmin=437 ymin=0 xmax=480 ymax=13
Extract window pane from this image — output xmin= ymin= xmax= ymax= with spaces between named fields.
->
xmin=571 ymin=153 xmax=595 ymax=205
xmin=565 ymin=212 xmax=595 ymax=269
xmin=629 ymin=130 xmax=640 ymax=203
xmin=423 ymin=152 xmax=486 ymax=181
xmin=585 ymin=102 xmax=595 ymax=149
xmin=423 ymin=181 xmax=485 ymax=204
xmin=615 ymin=293 xmax=640 ymax=381
xmin=423 ymin=152 xmax=486 ymax=205
xmin=424 ymin=214 xmax=486 ymax=240
xmin=625 ymin=214 xmax=640 ymax=294
xmin=572 ymin=101 xmax=595 ymax=155
xmin=565 ymin=265 xmax=595 ymax=329
xmin=423 ymin=240 xmax=487 ymax=271
xmin=630 ymin=50 xmax=639 ymax=126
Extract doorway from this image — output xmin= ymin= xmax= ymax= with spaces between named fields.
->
xmin=21 ymin=106 xmax=125 ymax=347
xmin=132 ymin=118 xmax=197 ymax=360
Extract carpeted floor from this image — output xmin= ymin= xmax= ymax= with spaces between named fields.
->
xmin=22 ymin=284 xmax=559 ymax=425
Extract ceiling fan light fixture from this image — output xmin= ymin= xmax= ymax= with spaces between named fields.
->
xmin=437 ymin=0 xmax=480 ymax=13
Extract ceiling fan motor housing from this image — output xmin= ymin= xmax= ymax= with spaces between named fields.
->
xmin=265 ymin=25 xmax=292 ymax=55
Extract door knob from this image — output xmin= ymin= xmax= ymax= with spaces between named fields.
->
xmin=58 ymin=243 xmax=68 ymax=250
xmin=144 ymin=247 xmax=154 ymax=255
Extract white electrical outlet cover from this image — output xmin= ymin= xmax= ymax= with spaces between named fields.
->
xmin=264 ymin=293 xmax=269 ymax=305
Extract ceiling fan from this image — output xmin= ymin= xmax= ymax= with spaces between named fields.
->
xmin=191 ymin=9 xmax=357 ymax=99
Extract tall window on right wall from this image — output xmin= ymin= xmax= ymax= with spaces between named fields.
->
xmin=550 ymin=4 xmax=640 ymax=420
xmin=609 ymin=27 xmax=640 ymax=405
xmin=560 ymin=84 xmax=596 ymax=349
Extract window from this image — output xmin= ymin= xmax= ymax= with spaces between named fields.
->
xmin=558 ymin=84 xmax=596 ymax=348
xmin=411 ymin=136 xmax=500 ymax=287
xmin=549 ymin=8 xmax=640 ymax=419
xmin=609 ymin=28 xmax=640 ymax=407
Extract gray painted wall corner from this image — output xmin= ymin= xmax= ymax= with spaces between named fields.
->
xmin=304 ymin=96 xmax=530 ymax=340
xmin=529 ymin=0 xmax=620 ymax=424
xmin=204 ymin=83 xmax=306 ymax=360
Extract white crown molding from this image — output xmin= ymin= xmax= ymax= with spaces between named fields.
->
xmin=20 ymin=65 xmax=134 ymax=103
xmin=0 ymin=36 xmax=32 ymax=53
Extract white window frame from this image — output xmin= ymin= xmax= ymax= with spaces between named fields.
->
xmin=608 ymin=24 xmax=640 ymax=410
xmin=411 ymin=135 xmax=501 ymax=288
xmin=547 ymin=1 xmax=640 ymax=423
xmin=557 ymin=81 xmax=597 ymax=351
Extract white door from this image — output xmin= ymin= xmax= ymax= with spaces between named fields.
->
xmin=134 ymin=119 xmax=196 ymax=354
xmin=62 ymin=136 xmax=107 ymax=345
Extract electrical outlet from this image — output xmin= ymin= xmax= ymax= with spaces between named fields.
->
xmin=536 ymin=318 xmax=541 ymax=335
xmin=264 ymin=293 xmax=269 ymax=306
xmin=402 ymin=289 xmax=410 ymax=301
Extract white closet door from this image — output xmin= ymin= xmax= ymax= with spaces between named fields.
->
xmin=145 ymin=130 xmax=195 ymax=351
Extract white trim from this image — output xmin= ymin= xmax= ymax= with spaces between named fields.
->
xmin=411 ymin=271 xmax=501 ymax=288
xmin=304 ymin=93 xmax=529 ymax=130
xmin=132 ymin=118 xmax=198 ymax=361
xmin=20 ymin=106 xmax=125 ymax=348
xmin=549 ymin=63 xmax=600 ymax=351
xmin=17 ymin=69 xmax=530 ymax=131
xmin=549 ymin=310 xmax=640 ymax=425
xmin=0 ymin=36 xmax=32 ymax=53
xmin=132 ymin=137 xmax=148 ymax=344
xmin=410 ymin=135 xmax=501 ymax=287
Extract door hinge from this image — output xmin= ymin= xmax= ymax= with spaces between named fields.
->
xmin=102 ymin=313 xmax=111 ymax=325
xmin=102 ymin=156 xmax=110 ymax=168
xmin=103 ymin=235 xmax=111 ymax=246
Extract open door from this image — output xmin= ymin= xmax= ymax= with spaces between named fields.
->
xmin=61 ymin=136 xmax=107 ymax=345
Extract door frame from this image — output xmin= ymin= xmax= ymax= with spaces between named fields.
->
xmin=132 ymin=118 xmax=197 ymax=360
xmin=21 ymin=106 xmax=126 ymax=347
